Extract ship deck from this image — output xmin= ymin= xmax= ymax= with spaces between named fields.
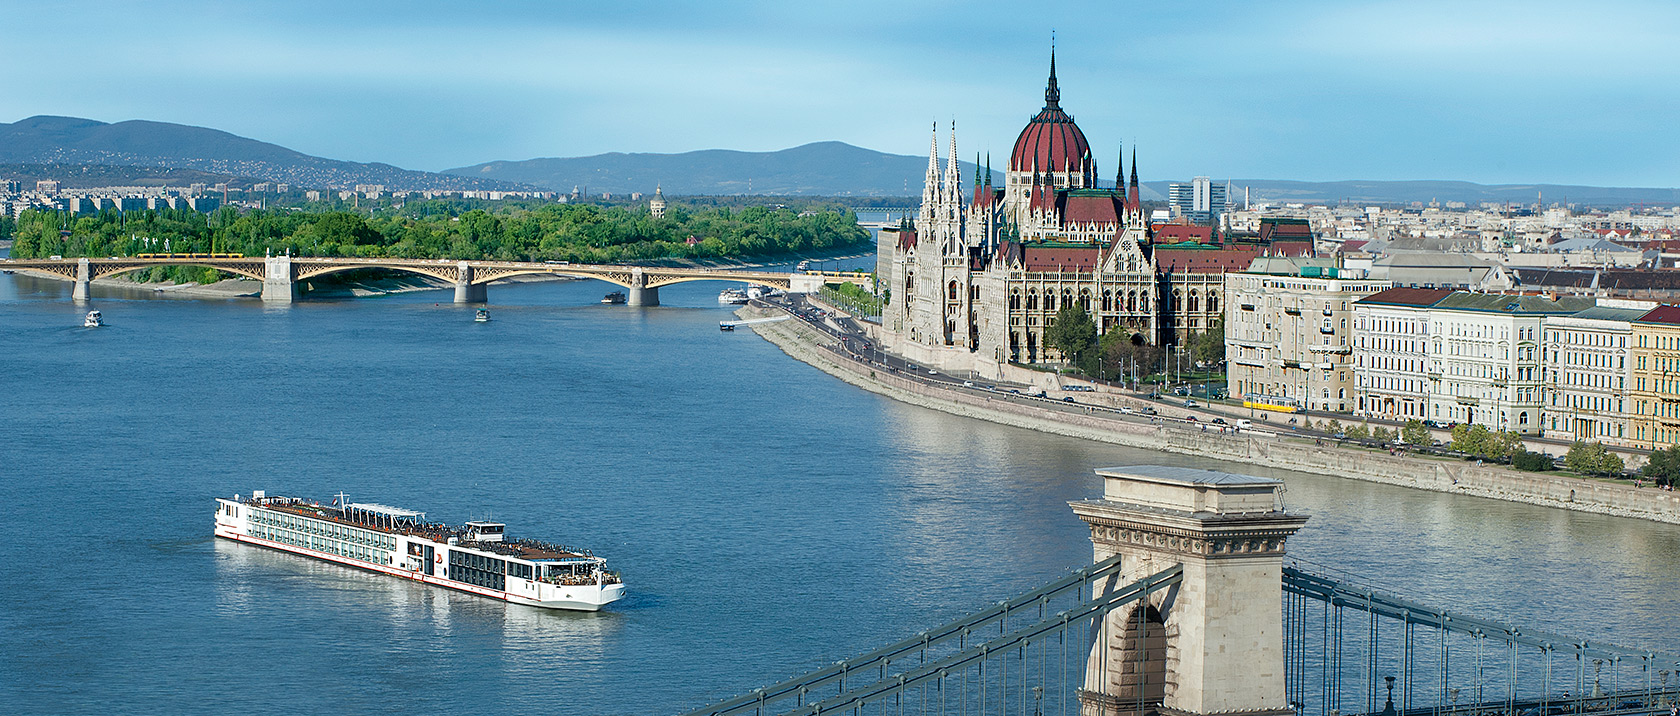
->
xmin=247 ymin=499 xmax=597 ymax=563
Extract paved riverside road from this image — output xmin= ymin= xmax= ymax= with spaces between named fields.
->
xmin=756 ymin=295 xmax=1261 ymax=438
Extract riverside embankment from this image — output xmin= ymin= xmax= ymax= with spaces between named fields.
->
xmin=741 ymin=302 xmax=1680 ymax=526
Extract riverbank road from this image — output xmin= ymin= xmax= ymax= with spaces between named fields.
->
xmin=756 ymin=295 xmax=1260 ymax=438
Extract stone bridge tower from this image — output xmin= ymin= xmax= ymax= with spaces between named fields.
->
xmin=1070 ymin=465 xmax=1308 ymax=716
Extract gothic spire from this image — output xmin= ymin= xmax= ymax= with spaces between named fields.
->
xmin=1044 ymin=44 xmax=1060 ymax=110
xmin=924 ymin=122 xmax=940 ymax=206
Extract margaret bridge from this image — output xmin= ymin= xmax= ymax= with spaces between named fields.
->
xmin=0 ymin=255 xmax=872 ymax=305
xmin=678 ymin=465 xmax=1680 ymax=716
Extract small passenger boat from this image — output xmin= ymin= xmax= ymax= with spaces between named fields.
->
xmin=475 ymin=308 xmax=490 ymax=322
xmin=718 ymin=288 xmax=749 ymax=305
xmin=84 ymin=310 xmax=103 ymax=327
xmin=719 ymin=322 xmax=736 ymax=331
xmin=601 ymin=291 xmax=627 ymax=304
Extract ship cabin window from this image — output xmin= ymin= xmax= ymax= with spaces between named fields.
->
xmin=509 ymin=562 xmax=534 ymax=580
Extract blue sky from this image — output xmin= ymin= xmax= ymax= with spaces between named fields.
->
xmin=4 ymin=0 xmax=1678 ymax=186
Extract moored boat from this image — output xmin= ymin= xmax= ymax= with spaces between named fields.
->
xmin=718 ymin=288 xmax=749 ymax=305
xmin=601 ymin=291 xmax=627 ymax=304
xmin=83 ymin=310 xmax=103 ymax=327
xmin=475 ymin=308 xmax=490 ymax=322
xmin=214 ymin=491 xmax=625 ymax=611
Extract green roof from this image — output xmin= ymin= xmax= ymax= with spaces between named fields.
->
xmin=1433 ymin=293 xmax=1596 ymax=315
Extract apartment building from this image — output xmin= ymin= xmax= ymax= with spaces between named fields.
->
xmin=1351 ymin=288 xmax=1453 ymax=420
xmin=1541 ymin=302 xmax=1652 ymax=445
xmin=1628 ymin=306 xmax=1680 ymax=448
xmin=1225 ymin=257 xmax=1390 ymax=413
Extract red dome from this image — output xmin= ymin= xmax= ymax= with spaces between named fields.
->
xmin=1009 ymin=55 xmax=1091 ymax=173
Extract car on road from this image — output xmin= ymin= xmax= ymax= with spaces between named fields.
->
xmin=927 ymin=369 xmax=938 ymax=375
xmin=1062 ymin=397 xmax=1076 ymax=403
xmin=962 ymin=381 xmax=974 ymax=387
xmin=1183 ymin=400 xmax=1200 ymax=408
xmin=1211 ymin=418 xmax=1227 ymax=425
xmin=1140 ymin=407 xmax=1158 ymax=416
xmin=1184 ymin=416 xmax=1198 ymax=422
xmin=1065 ymin=385 xmax=1096 ymax=392
xmin=1120 ymin=406 xmax=1134 ymax=414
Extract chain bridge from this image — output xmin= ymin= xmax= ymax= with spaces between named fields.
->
xmin=0 ymin=255 xmax=867 ymax=305
xmin=679 ymin=465 xmax=1680 ymax=716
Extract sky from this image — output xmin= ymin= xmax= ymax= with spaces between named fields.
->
xmin=3 ymin=0 xmax=1679 ymax=186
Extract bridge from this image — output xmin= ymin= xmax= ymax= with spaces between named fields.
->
xmin=679 ymin=465 xmax=1680 ymax=716
xmin=0 ymin=256 xmax=869 ymax=305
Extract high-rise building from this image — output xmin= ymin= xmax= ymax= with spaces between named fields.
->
xmin=1166 ymin=176 xmax=1227 ymax=226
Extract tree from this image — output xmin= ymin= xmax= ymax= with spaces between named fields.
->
xmin=1400 ymin=420 xmax=1431 ymax=446
xmin=1194 ymin=317 xmax=1226 ymax=365
xmin=1325 ymin=419 xmax=1345 ymax=436
xmin=1642 ymin=444 xmax=1680 ymax=486
xmin=1371 ymin=426 xmax=1396 ymax=444
xmin=1565 ymin=441 xmax=1624 ymax=476
xmin=1512 ymin=450 xmax=1555 ymax=472
xmin=1450 ymin=424 xmax=1486 ymax=455
xmin=1344 ymin=422 xmax=1370 ymax=441
xmin=1046 ymin=303 xmax=1098 ymax=367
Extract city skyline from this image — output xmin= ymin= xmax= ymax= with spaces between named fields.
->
xmin=2 ymin=0 xmax=1678 ymax=187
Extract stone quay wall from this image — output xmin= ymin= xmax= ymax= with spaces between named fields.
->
xmin=742 ymin=304 xmax=1680 ymax=526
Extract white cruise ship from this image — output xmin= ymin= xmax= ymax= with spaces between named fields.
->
xmin=214 ymin=491 xmax=625 ymax=611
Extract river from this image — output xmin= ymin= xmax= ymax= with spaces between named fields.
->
xmin=2 ymin=264 xmax=1678 ymax=716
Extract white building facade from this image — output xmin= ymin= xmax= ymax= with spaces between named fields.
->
xmin=1352 ymin=288 xmax=1452 ymax=421
xmin=1225 ymin=258 xmax=1389 ymax=413
xmin=1540 ymin=302 xmax=1651 ymax=445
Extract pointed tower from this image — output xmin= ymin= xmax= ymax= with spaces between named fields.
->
xmin=1127 ymin=147 xmax=1142 ymax=221
xmin=923 ymin=122 xmax=941 ymax=219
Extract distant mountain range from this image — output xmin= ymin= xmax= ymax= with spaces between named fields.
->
xmin=443 ymin=141 xmax=1002 ymax=198
xmin=0 ymin=116 xmax=521 ymax=191
xmin=1186 ymin=179 xmax=1680 ymax=207
xmin=2 ymin=115 xmax=1675 ymax=206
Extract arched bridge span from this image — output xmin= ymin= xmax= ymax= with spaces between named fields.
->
xmin=0 ymin=255 xmax=867 ymax=305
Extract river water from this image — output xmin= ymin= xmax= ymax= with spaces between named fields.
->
xmin=2 ymin=265 xmax=1678 ymax=716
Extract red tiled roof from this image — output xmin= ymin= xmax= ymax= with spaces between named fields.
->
xmin=1356 ymin=287 xmax=1455 ymax=307
xmin=1340 ymin=240 xmax=1369 ymax=253
xmin=1154 ymin=245 xmax=1258 ymax=273
xmin=1060 ymin=192 xmax=1123 ymax=224
xmin=1638 ymin=305 xmax=1680 ymax=325
xmin=1023 ymin=246 xmax=1099 ymax=271
xmin=1150 ymin=224 xmax=1214 ymax=244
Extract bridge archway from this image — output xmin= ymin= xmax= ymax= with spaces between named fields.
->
xmin=291 ymin=263 xmax=459 ymax=284
xmin=94 ymin=262 xmax=266 ymax=282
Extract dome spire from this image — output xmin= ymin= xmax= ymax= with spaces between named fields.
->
xmin=1044 ymin=38 xmax=1061 ymax=110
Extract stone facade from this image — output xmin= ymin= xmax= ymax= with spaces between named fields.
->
xmin=1071 ymin=466 xmax=1307 ymax=716
xmin=1226 ymin=257 xmax=1389 ymax=413
xmin=876 ymin=55 xmax=1251 ymax=379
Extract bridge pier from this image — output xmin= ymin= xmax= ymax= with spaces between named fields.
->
xmin=72 ymin=258 xmax=90 ymax=302
xmin=1071 ymin=466 xmax=1308 ymax=716
xmin=627 ymin=268 xmax=658 ymax=306
xmin=262 ymin=255 xmax=298 ymax=303
xmin=454 ymin=262 xmax=487 ymax=303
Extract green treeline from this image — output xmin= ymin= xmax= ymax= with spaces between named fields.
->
xmin=8 ymin=200 xmax=870 ymax=264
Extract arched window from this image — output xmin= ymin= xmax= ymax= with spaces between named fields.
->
xmin=1027 ymin=289 xmax=1038 ymax=310
xmin=1171 ymin=289 xmax=1182 ymax=309
xmin=948 ymin=280 xmax=959 ymax=301
xmin=1009 ymin=290 xmax=1021 ymax=311
xmin=1519 ymin=411 xmax=1529 ymax=425
xmin=1126 ymin=290 xmax=1137 ymax=312
xmin=1188 ymin=290 xmax=1200 ymax=314
xmin=1207 ymin=291 xmax=1219 ymax=314
xmin=1102 ymin=290 xmax=1113 ymax=312
xmin=1046 ymin=292 xmax=1058 ymax=311
xmin=1079 ymin=289 xmax=1091 ymax=311
xmin=1140 ymin=293 xmax=1150 ymax=312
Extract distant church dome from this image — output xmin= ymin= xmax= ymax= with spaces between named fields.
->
xmin=1008 ymin=52 xmax=1091 ymax=174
